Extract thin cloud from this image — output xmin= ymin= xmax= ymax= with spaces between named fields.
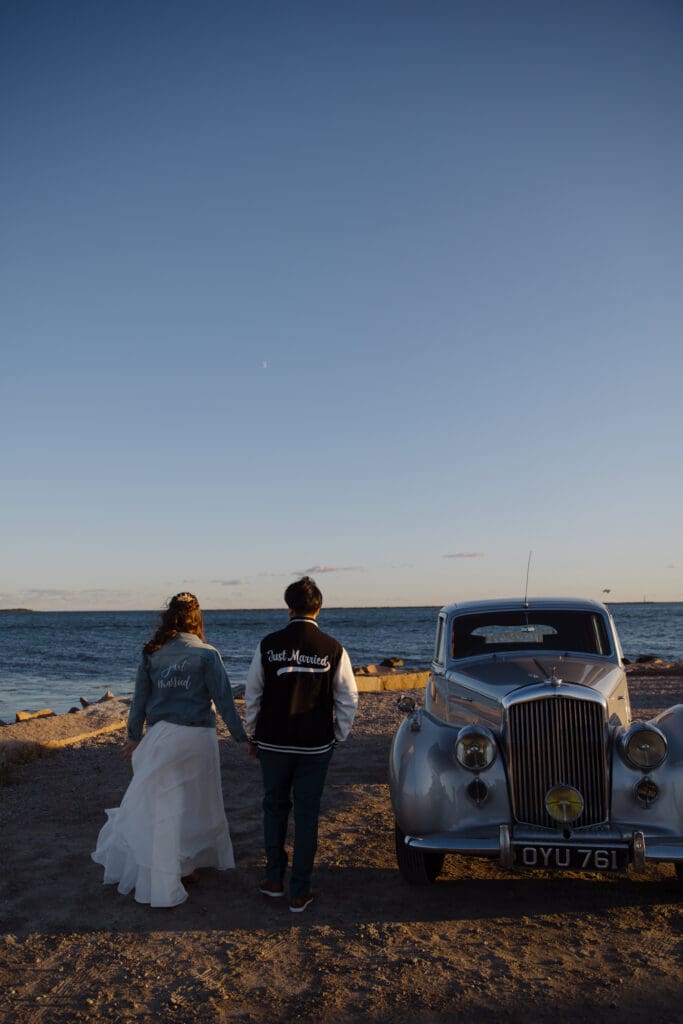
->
xmin=11 ymin=587 xmax=132 ymax=600
xmin=23 ymin=588 xmax=73 ymax=598
xmin=0 ymin=589 xmax=68 ymax=606
xmin=212 ymin=579 xmax=250 ymax=587
xmin=443 ymin=552 xmax=484 ymax=559
xmin=0 ymin=587 xmax=142 ymax=607
xmin=302 ymin=565 xmax=364 ymax=574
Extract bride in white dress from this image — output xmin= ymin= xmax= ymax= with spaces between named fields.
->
xmin=92 ymin=592 xmax=248 ymax=907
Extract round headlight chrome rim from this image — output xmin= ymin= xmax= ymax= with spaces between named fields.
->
xmin=621 ymin=722 xmax=668 ymax=770
xmin=454 ymin=725 xmax=497 ymax=771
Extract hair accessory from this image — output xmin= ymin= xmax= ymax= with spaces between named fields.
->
xmin=172 ymin=592 xmax=197 ymax=605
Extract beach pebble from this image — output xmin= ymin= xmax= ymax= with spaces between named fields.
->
xmin=381 ymin=657 xmax=404 ymax=668
xmin=80 ymin=697 xmax=90 ymax=707
xmin=97 ymin=691 xmax=116 ymax=702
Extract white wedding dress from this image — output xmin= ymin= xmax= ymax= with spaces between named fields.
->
xmin=92 ymin=721 xmax=234 ymax=907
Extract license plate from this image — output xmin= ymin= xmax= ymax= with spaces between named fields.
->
xmin=514 ymin=845 xmax=629 ymax=871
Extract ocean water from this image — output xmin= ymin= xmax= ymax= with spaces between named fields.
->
xmin=0 ymin=603 xmax=681 ymax=722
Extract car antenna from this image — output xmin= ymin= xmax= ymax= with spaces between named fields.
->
xmin=523 ymin=550 xmax=533 ymax=609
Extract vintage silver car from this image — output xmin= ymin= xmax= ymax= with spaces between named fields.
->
xmin=390 ymin=598 xmax=683 ymax=892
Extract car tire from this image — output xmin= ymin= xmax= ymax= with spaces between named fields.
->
xmin=394 ymin=823 xmax=444 ymax=885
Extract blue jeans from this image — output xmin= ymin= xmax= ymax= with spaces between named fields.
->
xmin=259 ymin=748 xmax=334 ymax=899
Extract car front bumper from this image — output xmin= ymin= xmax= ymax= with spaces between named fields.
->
xmin=403 ymin=825 xmax=683 ymax=870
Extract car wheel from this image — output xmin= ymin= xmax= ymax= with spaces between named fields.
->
xmin=394 ymin=823 xmax=444 ymax=885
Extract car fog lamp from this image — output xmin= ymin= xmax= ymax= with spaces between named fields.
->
xmin=545 ymin=785 xmax=584 ymax=824
xmin=622 ymin=724 xmax=667 ymax=770
xmin=466 ymin=778 xmax=489 ymax=806
xmin=634 ymin=778 xmax=659 ymax=808
xmin=454 ymin=726 xmax=496 ymax=771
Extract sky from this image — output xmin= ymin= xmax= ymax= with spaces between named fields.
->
xmin=1 ymin=0 xmax=682 ymax=611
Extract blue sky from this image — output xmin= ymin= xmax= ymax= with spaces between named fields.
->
xmin=2 ymin=0 xmax=682 ymax=610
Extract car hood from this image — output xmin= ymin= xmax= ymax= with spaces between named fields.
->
xmin=446 ymin=653 xmax=625 ymax=703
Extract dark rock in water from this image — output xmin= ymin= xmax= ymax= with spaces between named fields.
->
xmin=68 ymin=707 xmax=81 ymax=714
xmin=636 ymin=655 xmax=660 ymax=664
xmin=381 ymin=657 xmax=404 ymax=668
xmin=622 ymin=658 xmax=631 ymax=665
xmin=97 ymin=691 xmax=115 ymax=702
xmin=79 ymin=697 xmax=90 ymax=707
xmin=232 ymin=684 xmax=246 ymax=699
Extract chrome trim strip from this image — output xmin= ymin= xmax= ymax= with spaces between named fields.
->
xmin=642 ymin=842 xmax=683 ymax=863
xmin=500 ymin=824 xmax=513 ymax=869
xmin=406 ymin=834 xmax=501 ymax=855
xmin=501 ymin=681 xmax=609 ymax=710
xmin=632 ymin=831 xmax=646 ymax=872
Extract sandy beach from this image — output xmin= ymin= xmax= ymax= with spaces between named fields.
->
xmin=1 ymin=668 xmax=682 ymax=1024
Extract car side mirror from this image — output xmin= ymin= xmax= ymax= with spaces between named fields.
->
xmin=397 ymin=695 xmax=417 ymax=714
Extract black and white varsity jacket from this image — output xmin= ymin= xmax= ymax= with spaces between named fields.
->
xmin=244 ymin=617 xmax=358 ymax=754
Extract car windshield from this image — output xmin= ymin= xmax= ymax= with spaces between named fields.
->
xmin=451 ymin=609 xmax=611 ymax=659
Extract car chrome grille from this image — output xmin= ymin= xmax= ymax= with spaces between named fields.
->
xmin=506 ymin=696 xmax=608 ymax=828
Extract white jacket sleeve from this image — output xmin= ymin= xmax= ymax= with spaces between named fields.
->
xmin=333 ymin=648 xmax=359 ymax=742
xmin=244 ymin=643 xmax=264 ymax=737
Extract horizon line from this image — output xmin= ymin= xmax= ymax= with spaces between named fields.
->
xmin=1 ymin=599 xmax=681 ymax=614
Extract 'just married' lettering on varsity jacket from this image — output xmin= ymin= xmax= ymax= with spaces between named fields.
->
xmin=244 ymin=617 xmax=358 ymax=753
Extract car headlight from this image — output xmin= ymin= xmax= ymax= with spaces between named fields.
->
xmin=621 ymin=723 xmax=667 ymax=770
xmin=454 ymin=726 xmax=497 ymax=771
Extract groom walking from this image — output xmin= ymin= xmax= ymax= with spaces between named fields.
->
xmin=245 ymin=576 xmax=358 ymax=912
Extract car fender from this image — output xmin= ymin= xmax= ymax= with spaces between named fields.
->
xmin=388 ymin=710 xmax=511 ymax=835
xmin=611 ymin=704 xmax=683 ymax=833
xmin=650 ymin=703 xmax=683 ymax=762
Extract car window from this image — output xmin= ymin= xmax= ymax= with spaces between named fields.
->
xmin=451 ymin=610 xmax=611 ymax=659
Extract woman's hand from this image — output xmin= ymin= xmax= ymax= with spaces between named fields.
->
xmin=123 ymin=739 xmax=140 ymax=762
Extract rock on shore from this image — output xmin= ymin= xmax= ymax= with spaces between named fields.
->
xmin=0 ymin=698 xmax=129 ymax=775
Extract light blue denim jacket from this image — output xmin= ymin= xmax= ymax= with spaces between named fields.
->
xmin=127 ymin=632 xmax=247 ymax=743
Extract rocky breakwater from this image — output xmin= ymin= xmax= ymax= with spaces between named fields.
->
xmin=353 ymin=656 xmax=430 ymax=693
xmin=0 ymin=692 xmax=129 ymax=778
